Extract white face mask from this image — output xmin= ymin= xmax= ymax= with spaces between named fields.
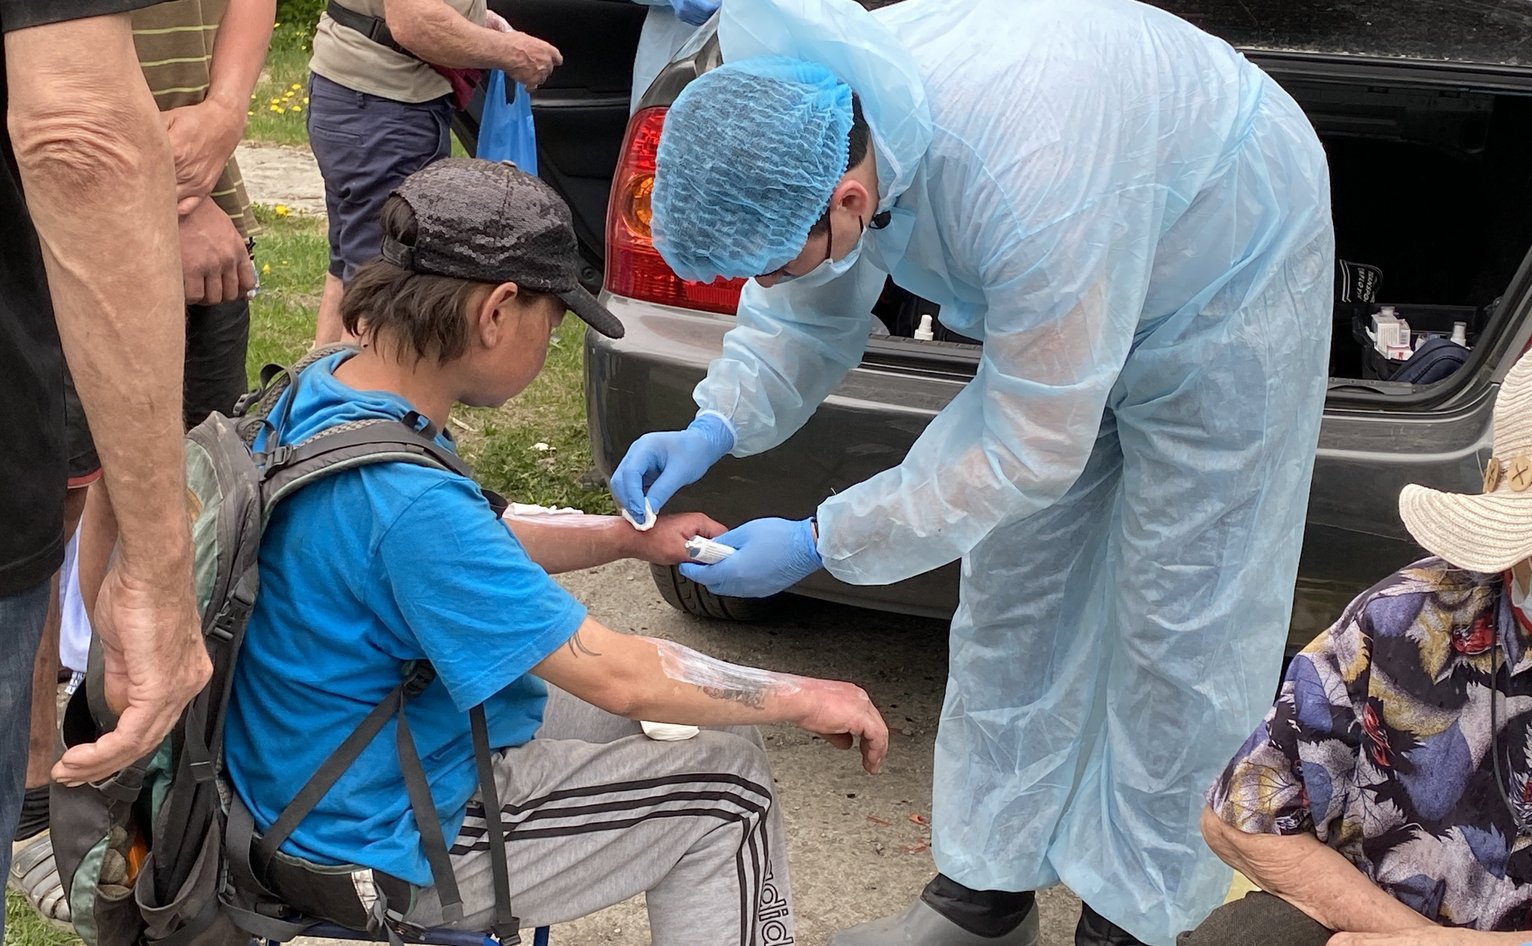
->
xmin=774 ymin=214 xmax=867 ymax=289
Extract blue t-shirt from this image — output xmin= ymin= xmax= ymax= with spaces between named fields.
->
xmin=223 ymin=353 xmax=586 ymax=885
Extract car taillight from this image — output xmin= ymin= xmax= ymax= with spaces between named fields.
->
xmin=605 ymin=106 xmax=745 ymax=315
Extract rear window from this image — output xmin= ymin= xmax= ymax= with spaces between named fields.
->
xmin=1146 ymin=0 xmax=1532 ymax=67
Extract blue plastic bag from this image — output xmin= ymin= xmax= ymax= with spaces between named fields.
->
xmin=477 ymin=70 xmax=538 ymax=175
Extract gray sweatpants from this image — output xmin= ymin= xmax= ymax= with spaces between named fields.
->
xmin=404 ymin=687 xmax=796 ymax=946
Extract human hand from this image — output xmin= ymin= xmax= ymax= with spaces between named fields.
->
xmin=678 ymin=517 xmax=820 ymax=597
xmin=163 ymin=100 xmax=245 ymax=214
xmin=624 ymin=511 xmax=727 ymax=564
xmin=668 ymin=0 xmax=719 ymax=26
xmin=792 ymin=678 xmax=888 ymax=774
xmin=179 ymin=198 xmax=257 ymax=305
xmin=53 ymin=564 xmax=210 ymax=785
xmin=611 ymin=414 xmax=735 ymax=522
xmin=494 ymin=27 xmax=562 ymax=90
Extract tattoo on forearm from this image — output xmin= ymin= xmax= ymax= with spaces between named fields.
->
xmin=653 ymin=639 xmax=800 ymax=709
xmin=566 ymin=629 xmax=602 ymax=659
xmin=700 ymin=684 xmax=769 ymax=709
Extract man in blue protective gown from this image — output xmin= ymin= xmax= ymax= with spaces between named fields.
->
xmin=608 ymin=0 xmax=1335 ymax=943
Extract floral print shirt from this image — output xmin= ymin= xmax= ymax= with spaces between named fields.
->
xmin=1209 ymin=558 xmax=1532 ymax=931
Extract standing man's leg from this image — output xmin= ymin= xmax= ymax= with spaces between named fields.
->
xmin=1 ymin=581 xmax=53 ymax=942
xmin=16 ymin=368 xmax=100 ymax=843
xmin=307 ymin=75 xmax=452 ymax=344
xmin=1056 ymin=231 xmax=1332 ymax=946
xmin=830 ymin=419 xmax=1125 ymax=946
xmin=182 ymin=295 xmax=252 ymax=428
xmin=407 ymin=687 xmax=796 ymax=946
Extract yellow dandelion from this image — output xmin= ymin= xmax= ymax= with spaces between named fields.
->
xmin=291 ymin=106 xmax=302 ymax=113
xmin=261 ymin=263 xmax=271 ymax=275
xmin=270 ymin=98 xmax=281 ymax=104
xmin=247 ymin=110 xmax=255 ymax=117
xmin=303 ymin=97 xmax=310 ymax=105
xmin=269 ymin=105 xmax=282 ymax=113
xmin=290 ymin=83 xmax=302 ymax=91
xmin=273 ymin=205 xmax=290 ymax=217
xmin=273 ymin=21 xmax=281 ymax=27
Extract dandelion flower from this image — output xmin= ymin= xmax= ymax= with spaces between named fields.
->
xmin=273 ymin=205 xmax=290 ymax=217
xmin=261 ymin=263 xmax=271 ymax=275
xmin=290 ymin=83 xmax=302 ymax=90
xmin=303 ymin=97 xmax=310 ymax=104
xmin=291 ymin=106 xmax=302 ymax=113
xmin=247 ymin=110 xmax=255 ymax=117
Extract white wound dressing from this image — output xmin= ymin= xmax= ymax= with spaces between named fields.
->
xmin=654 ymin=639 xmax=801 ymax=700
xmin=621 ymin=498 xmax=658 ymax=531
xmin=640 ymin=721 xmax=702 ymax=741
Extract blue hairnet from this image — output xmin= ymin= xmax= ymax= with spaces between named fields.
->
xmin=652 ymin=56 xmax=854 ymax=283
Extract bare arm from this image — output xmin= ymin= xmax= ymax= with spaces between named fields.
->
xmin=1200 ymin=807 xmax=1433 ymax=935
xmin=6 ymin=12 xmax=209 ymax=783
xmin=162 ymin=0 xmax=275 ymax=212
xmin=1328 ymin=931 xmax=1532 ymax=945
xmin=533 ymin=619 xmax=888 ymax=773
xmin=502 ymin=510 xmax=724 ymax=573
xmin=383 ymin=0 xmax=561 ymax=87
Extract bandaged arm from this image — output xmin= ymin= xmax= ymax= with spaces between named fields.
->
xmin=501 ymin=508 xmax=723 ymax=573
xmin=532 ymin=619 xmax=888 ymax=773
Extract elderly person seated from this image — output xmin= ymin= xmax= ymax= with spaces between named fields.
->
xmin=1182 ymin=349 xmax=1532 ymax=946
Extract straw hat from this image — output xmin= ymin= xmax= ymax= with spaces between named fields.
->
xmin=1400 ymin=350 xmax=1532 ymax=572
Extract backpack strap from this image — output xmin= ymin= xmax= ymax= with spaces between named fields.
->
xmin=470 ymin=705 xmax=522 ymax=944
xmin=235 ymin=344 xmax=358 ymax=446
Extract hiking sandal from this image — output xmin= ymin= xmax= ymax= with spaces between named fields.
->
xmin=7 ymin=835 xmax=73 ymax=932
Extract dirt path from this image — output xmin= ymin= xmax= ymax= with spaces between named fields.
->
xmin=236 ymin=142 xmax=326 ymax=215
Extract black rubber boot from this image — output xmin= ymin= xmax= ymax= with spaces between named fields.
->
xmin=829 ymin=875 xmax=1039 ymax=946
xmin=1076 ymin=902 xmax=1152 ymax=946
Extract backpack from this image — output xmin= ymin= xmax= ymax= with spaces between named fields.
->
xmin=50 ymin=346 xmax=525 ymax=946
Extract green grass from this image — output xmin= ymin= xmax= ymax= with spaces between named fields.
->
xmin=246 ymin=205 xmax=611 ymax=513
xmin=5 ymin=890 xmax=79 ymax=946
xmin=245 ymin=22 xmax=314 ymax=149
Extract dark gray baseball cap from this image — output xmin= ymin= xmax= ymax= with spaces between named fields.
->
xmin=380 ymin=158 xmax=624 ymax=339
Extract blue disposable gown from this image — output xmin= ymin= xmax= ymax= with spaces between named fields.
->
xmin=696 ymin=0 xmax=1335 ymax=942
xmin=631 ymin=2 xmax=704 ymax=114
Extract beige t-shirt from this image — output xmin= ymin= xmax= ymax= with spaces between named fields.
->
xmin=309 ymin=0 xmax=485 ymax=104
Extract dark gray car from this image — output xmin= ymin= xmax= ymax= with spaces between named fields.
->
xmin=491 ymin=0 xmax=1532 ymax=650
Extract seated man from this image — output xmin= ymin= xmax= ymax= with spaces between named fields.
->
xmin=1182 ymin=350 xmax=1532 ymax=946
xmin=223 ymin=158 xmax=889 ymax=944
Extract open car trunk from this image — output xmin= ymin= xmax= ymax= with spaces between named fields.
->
xmin=871 ymin=66 xmax=1532 ymax=401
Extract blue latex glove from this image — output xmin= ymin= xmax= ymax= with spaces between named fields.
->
xmin=668 ymin=0 xmax=719 ymax=27
xmin=678 ymin=517 xmax=822 ymax=598
xmin=611 ymin=413 xmax=734 ymax=522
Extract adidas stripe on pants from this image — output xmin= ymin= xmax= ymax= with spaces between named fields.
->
xmin=403 ymin=686 xmax=796 ymax=946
